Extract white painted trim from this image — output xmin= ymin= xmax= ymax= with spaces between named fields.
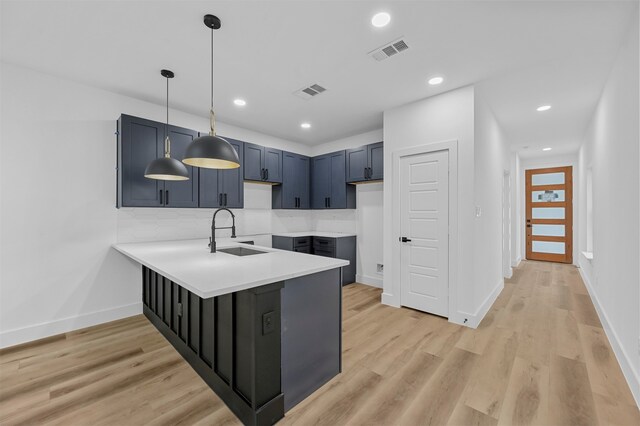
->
xmin=356 ymin=274 xmax=383 ymax=288
xmin=0 ymin=302 xmax=143 ymax=349
xmin=388 ymin=140 xmax=459 ymax=323
xmin=511 ymin=256 xmax=522 ymax=268
xmin=578 ymin=263 xmax=640 ymax=407
xmin=450 ymin=279 xmax=504 ymax=329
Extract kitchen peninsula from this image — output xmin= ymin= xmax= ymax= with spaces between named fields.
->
xmin=114 ymin=239 xmax=348 ymax=425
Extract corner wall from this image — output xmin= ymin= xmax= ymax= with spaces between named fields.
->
xmin=577 ymin=11 xmax=640 ymax=405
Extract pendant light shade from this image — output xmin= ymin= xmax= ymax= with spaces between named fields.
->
xmin=182 ymin=14 xmax=240 ymax=170
xmin=145 ymin=69 xmax=189 ymax=181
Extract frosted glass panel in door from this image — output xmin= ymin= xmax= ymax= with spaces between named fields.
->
xmin=532 ymin=190 xmax=565 ymax=202
xmin=532 ymin=224 xmax=565 ymax=237
xmin=532 ymin=241 xmax=565 ymax=254
xmin=532 ymin=172 xmax=565 ymax=185
xmin=532 ymin=207 xmax=565 ymax=219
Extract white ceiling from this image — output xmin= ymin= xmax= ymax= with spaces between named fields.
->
xmin=1 ymin=1 xmax=636 ymax=150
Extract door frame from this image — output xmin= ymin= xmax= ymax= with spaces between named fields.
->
xmin=503 ymin=170 xmax=512 ymax=278
xmin=391 ymin=140 xmax=458 ymax=320
xmin=525 ymin=166 xmax=573 ymax=264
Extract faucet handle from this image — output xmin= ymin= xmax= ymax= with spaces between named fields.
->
xmin=208 ymin=237 xmax=212 ymax=247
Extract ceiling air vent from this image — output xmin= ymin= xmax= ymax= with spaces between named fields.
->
xmin=293 ymin=83 xmax=328 ymax=100
xmin=368 ymin=37 xmax=409 ymax=61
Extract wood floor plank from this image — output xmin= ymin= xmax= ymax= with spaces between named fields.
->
xmin=498 ymin=356 xmax=549 ymax=426
xmin=555 ymin=307 xmax=583 ymax=361
xmin=399 ymin=348 xmax=478 ymax=425
xmin=549 ymin=354 xmax=599 ymax=426
xmin=448 ymin=403 xmax=498 ymax=426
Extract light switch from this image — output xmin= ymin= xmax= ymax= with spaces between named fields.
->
xmin=475 ymin=206 xmax=482 ymax=218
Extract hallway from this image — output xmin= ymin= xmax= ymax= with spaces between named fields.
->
xmin=1 ymin=261 xmax=638 ymax=425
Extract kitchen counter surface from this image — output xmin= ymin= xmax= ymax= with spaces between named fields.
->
xmin=113 ymin=238 xmax=348 ymax=299
xmin=271 ymin=231 xmax=356 ymax=238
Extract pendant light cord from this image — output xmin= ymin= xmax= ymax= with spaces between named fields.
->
xmin=209 ymin=26 xmax=216 ymax=136
xmin=165 ymin=74 xmax=171 ymax=157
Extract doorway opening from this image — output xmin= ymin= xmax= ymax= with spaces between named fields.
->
xmin=525 ymin=166 xmax=573 ymax=263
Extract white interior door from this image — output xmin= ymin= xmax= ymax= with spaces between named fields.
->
xmin=400 ymin=150 xmax=449 ymax=317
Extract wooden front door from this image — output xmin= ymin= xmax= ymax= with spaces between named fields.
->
xmin=525 ymin=166 xmax=573 ymax=263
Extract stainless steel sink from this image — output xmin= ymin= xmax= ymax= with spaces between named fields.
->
xmin=218 ymin=247 xmax=268 ymax=257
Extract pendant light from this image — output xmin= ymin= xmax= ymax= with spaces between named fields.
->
xmin=182 ymin=14 xmax=240 ymax=169
xmin=144 ymin=70 xmax=190 ymax=181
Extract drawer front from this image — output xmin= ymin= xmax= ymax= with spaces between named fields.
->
xmin=294 ymin=237 xmax=311 ymax=247
xmin=293 ymin=245 xmax=311 ymax=254
xmin=313 ymin=248 xmax=335 ymax=258
xmin=313 ymin=237 xmax=335 ymax=250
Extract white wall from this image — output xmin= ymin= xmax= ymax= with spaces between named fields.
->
xmin=310 ymin=129 xmax=383 ymax=157
xmin=383 ymin=86 xmax=477 ymax=325
xmin=519 ymin=153 xmax=580 ymax=265
xmin=473 ymin=89 xmax=511 ymax=317
xmin=0 ymin=62 xmax=311 ymax=348
xmin=577 ymin=12 xmax=640 ymax=404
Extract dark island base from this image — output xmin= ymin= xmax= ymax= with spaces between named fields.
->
xmin=141 ymin=266 xmax=284 ymax=426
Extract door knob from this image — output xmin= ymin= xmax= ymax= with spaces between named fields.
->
xmin=400 ymin=237 xmax=412 ymax=243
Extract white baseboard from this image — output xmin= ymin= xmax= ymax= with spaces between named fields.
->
xmin=381 ymin=292 xmax=400 ymax=307
xmin=0 ymin=302 xmax=143 ymax=349
xmin=451 ymin=279 xmax=504 ymax=329
xmin=511 ymin=256 xmax=522 ymax=268
xmin=578 ymin=263 xmax=640 ymax=407
xmin=356 ymin=274 xmax=383 ymax=288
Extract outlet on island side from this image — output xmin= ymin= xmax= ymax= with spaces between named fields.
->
xmin=377 ymin=264 xmax=383 ymax=273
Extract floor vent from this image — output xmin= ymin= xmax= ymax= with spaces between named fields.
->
xmin=368 ymin=37 xmax=409 ymax=61
xmin=293 ymin=83 xmax=328 ymax=100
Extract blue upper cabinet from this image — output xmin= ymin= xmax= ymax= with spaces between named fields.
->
xmin=345 ymin=146 xmax=367 ymax=183
xmin=273 ymin=151 xmax=309 ymax=209
xmin=199 ymin=137 xmax=244 ymax=208
xmin=117 ymin=114 xmax=198 ymax=208
xmin=368 ymin=142 xmax=384 ymax=180
xmin=311 ymin=151 xmax=355 ymax=209
xmin=243 ymin=143 xmax=282 ymax=183
xmin=345 ymin=142 xmax=383 ymax=183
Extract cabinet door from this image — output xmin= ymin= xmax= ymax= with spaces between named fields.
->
xmin=329 ymin=151 xmax=347 ymax=209
xmin=368 ymin=142 xmax=384 ymax=180
xmin=219 ymin=138 xmax=244 ymax=208
xmin=345 ymin=146 xmax=367 ymax=182
xmin=163 ymin=125 xmax=199 ymax=208
xmin=199 ymin=169 xmax=221 ymax=208
xmin=119 ymin=115 xmax=164 ymax=207
xmin=244 ymin=143 xmax=264 ymax=181
xmin=280 ymin=152 xmax=298 ymax=209
xmin=298 ymin=155 xmax=310 ymax=209
xmin=311 ymin=155 xmax=331 ymax=209
xmin=264 ymin=147 xmax=283 ymax=183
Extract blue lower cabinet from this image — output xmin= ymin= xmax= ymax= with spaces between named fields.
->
xmin=199 ymin=138 xmax=244 ymax=208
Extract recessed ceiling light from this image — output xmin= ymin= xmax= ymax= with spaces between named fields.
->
xmin=542 ymin=147 xmax=552 ymax=151
xmin=428 ymin=76 xmax=444 ymax=85
xmin=233 ymin=98 xmax=246 ymax=106
xmin=371 ymin=12 xmax=391 ymax=28
xmin=537 ymin=105 xmax=551 ymax=112
xmin=300 ymin=122 xmax=311 ymax=129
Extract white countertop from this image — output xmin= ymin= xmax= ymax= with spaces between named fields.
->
xmin=113 ymin=239 xmax=348 ymax=299
xmin=272 ymin=232 xmax=356 ymax=238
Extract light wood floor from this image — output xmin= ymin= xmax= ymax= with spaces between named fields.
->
xmin=1 ymin=261 xmax=638 ymax=425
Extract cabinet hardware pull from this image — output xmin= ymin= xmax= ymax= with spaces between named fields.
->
xmin=328 ymin=197 xmax=331 ymax=208
xmin=159 ymin=189 xmax=163 ymax=205
xmin=219 ymin=193 xmax=223 ymax=206
xmin=224 ymin=193 xmax=228 ymax=206
xmin=265 ymin=168 xmax=269 ymax=181
xmin=261 ymin=168 xmax=265 ymax=180
xmin=165 ymin=190 xmax=169 ymax=205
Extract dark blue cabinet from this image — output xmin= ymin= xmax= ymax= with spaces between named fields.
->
xmin=243 ymin=143 xmax=282 ymax=183
xmin=117 ymin=114 xmax=198 ymax=208
xmin=273 ymin=152 xmax=309 ymax=209
xmin=311 ymin=151 xmax=355 ymax=209
xmin=345 ymin=142 xmax=383 ymax=183
xmin=199 ymin=138 xmax=244 ymax=208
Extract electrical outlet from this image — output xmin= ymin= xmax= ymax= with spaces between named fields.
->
xmin=262 ymin=311 xmax=275 ymax=335
xmin=377 ymin=264 xmax=384 ymax=273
